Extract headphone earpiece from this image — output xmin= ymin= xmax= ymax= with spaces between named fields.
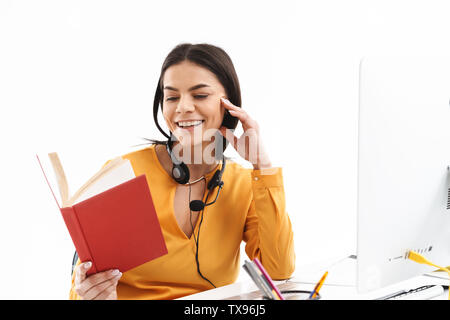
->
xmin=207 ymin=166 xmax=225 ymax=190
xmin=166 ymin=140 xmax=191 ymax=185
xmin=171 ymin=162 xmax=190 ymax=185
xmin=166 ymin=138 xmax=226 ymax=212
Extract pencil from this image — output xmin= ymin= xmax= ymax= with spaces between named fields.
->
xmin=253 ymin=258 xmax=285 ymax=300
xmin=309 ymin=271 xmax=328 ymax=299
xmin=243 ymin=261 xmax=279 ymax=300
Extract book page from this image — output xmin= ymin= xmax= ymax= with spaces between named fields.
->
xmin=69 ymin=159 xmax=136 ymax=206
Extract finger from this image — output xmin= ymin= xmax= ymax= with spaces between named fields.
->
xmin=228 ymin=109 xmax=258 ymax=131
xmin=92 ymin=277 xmax=120 ymax=300
xmin=219 ymin=126 xmax=238 ymax=150
xmin=75 ymin=261 xmax=92 ymax=287
xmin=84 ymin=273 xmax=122 ymax=300
xmin=221 ymin=98 xmax=250 ymax=126
xmin=221 ymin=98 xmax=248 ymax=120
xmin=93 ymin=285 xmax=117 ymax=300
xmin=78 ymin=269 xmax=120 ymax=297
xmin=220 ymin=97 xmax=240 ymax=110
xmin=221 ymin=99 xmax=258 ymax=130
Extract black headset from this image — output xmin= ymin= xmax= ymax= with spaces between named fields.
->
xmin=166 ymin=140 xmax=226 ymax=212
xmin=166 ymin=139 xmax=226 ymax=288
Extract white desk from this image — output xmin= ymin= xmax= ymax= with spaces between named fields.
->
xmin=179 ymin=257 xmax=449 ymax=300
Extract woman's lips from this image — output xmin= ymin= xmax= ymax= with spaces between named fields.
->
xmin=176 ymin=120 xmax=204 ymax=131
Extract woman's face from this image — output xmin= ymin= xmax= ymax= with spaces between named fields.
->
xmin=162 ymin=60 xmax=226 ymax=148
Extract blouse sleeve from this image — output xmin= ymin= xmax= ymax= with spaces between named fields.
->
xmin=243 ymin=167 xmax=296 ymax=280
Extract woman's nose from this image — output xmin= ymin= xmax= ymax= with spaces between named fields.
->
xmin=176 ymin=96 xmax=195 ymax=113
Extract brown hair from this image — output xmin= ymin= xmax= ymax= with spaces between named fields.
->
xmin=149 ymin=43 xmax=242 ymax=151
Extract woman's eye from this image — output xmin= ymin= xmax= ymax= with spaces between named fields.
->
xmin=194 ymin=94 xmax=208 ymax=99
xmin=166 ymin=97 xmax=179 ymax=102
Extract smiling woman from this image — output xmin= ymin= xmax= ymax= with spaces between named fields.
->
xmin=162 ymin=61 xmax=227 ymax=154
xmin=69 ymin=43 xmax=295 ymax=300
xmin=151 ymin=43 xmax=242 ymax=155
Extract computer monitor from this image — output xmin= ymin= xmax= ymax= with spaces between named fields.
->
xmin=356 ymin=56 xmax=450 ymax=293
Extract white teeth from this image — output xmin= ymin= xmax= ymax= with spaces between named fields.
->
xmin=177 ymin=120 xmax=203 ymax=127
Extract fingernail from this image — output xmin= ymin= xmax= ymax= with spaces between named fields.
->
xmin=221 ymin=98 xmax=230 ymax=104
xmin=111 ymin=269 xmax=120 ymax=275
xmin=84 ymin=262 xmax=92 ymax=269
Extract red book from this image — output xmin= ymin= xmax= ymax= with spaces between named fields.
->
xmin=37 ymin=153 xmax=168 ymax=276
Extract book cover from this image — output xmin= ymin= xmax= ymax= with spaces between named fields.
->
xmin=37 ymin=153 xmax=168 ymax=276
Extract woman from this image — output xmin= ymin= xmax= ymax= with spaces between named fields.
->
xmin=70 ymin=43 xmax=295 ymax=300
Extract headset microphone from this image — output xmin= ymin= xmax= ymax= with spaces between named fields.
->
xmin=189 ymin=168 xmax=225 ymax=211
xmin=189 ymin=180 xmax=224 ymax=211
xmin=167 ymin=139 xmax=226 ymax=212
xmin=189 ymin=200 xmax=205 ymax=212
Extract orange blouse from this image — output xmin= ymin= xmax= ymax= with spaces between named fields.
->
xmin=69 ymin=145 xmax=295 ymax=299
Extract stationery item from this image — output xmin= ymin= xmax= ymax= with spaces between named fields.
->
xmin=278 ymin=290 xmax=320 ymax=300
xmin=243 ymin=261 xmax=279 ymax=300
xmin=252 ymin=258 xmax=285 ymax=300
xmin=309 ymin=271 xmax=328 ymax=299
xmin=223 ymin=281 xmax=321 ymax=300
xmin=375 ymin=285 xmax=444 ymax=300
xmin=37 ymin=153 xmax=168 ymax=276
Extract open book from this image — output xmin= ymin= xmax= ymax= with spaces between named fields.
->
xmin=46 ymin=153 xmax=136 ymax=207
xmin=38 ymin=153 xmax=168 ymax=276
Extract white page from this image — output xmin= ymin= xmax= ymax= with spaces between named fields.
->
xmin=72 ymin=160 xmax=136 ymax=205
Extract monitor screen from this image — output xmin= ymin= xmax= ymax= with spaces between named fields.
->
xmin=357 ymin=56 xmax=450 ymax=293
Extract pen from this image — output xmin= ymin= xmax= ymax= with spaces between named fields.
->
xmin=271 ymin=289 xmax=281 ymax=300
xmin=243 ymin=261 xmax=279 ymax=300
xmin=375 ymin=290 xmax=406 ymax=300
xmin=253 ymin=258 xmax=285 ymax=300
xmin=309 ymin=271 xmax=328 ymax=299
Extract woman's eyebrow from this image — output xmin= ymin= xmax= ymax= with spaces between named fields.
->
xmin=163 ymin=84 xmax=211 ymax=91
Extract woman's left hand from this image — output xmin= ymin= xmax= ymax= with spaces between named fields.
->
xmin=219 ymin=98 xmax=272 ymax=170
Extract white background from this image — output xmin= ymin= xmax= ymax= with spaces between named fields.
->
xmin=1 ymin=0 xmax=450 ymax=299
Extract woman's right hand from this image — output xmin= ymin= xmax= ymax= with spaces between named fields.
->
xmin=74 ymin=261 xmax=122 ymax=300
